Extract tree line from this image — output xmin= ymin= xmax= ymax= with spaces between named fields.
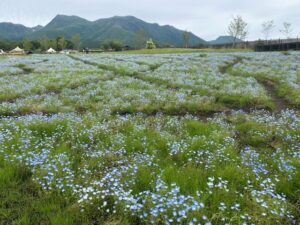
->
xmin=0 ymin=35 xmax=81 ymax=52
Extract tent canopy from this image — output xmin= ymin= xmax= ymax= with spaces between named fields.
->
xmin=10 ymin=46 xmax=25 ymax=53
xmin=47 ymin=48 xmax=56 ymax=53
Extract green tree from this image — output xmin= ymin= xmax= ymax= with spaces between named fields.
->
xmin=49 ymin=39 xmax=57 ymax=50
xmin=39 ymin=37 xmax=50 ymax=51
xmin=145 ymin=39 xmax=156 ymax=49
xmin=31 ymin=40 xmax=41 ymax=50
xmin=102 ymin=42 xmax=110 ymax=50
xmin=22 ymin=39 xmax=32 ymax=51
xmin=110 ymin=40 xmax=123 ymax=51
xmin=72 ymin=34 xmax=81 ymax=50
xmin=102 ymin=40 xmax=123 ymax=51
xmin=57 ymin=37 xmax=67 ymax=51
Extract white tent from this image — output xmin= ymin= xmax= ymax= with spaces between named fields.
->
xmin=10 ymin=46 xmax=25 ymax=54
xmin=46 ymin=48 xmax=56 ymax=53
xmin=0 ymin=49 xmax=4 ymax=54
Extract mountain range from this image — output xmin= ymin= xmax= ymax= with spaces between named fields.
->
xmin=209 ymin=36 xmax=242 ymax=45
xmin=0 ymin=15 xmax=239 ymax=48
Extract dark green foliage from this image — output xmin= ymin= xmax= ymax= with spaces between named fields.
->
xmin=102 ymin=40 xmax=123 ymax=51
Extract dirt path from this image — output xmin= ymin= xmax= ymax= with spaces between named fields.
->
xmin=256 ymin=78 xmax=289 ymax=112
xmin=219 ymin=56 xmax=291 ymax=112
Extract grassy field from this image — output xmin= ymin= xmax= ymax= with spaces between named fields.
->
xmin=0 ymin=51 xmax=299 ymax=225
xmin=116 ymin=48 xmax=253 ymax=54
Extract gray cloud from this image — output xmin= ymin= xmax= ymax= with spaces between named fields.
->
xmin=0 ymin=0 xmax=299 ymax=40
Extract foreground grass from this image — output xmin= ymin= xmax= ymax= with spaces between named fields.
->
xmin=0 ymin=160 xmax=83 ymax=225
xmin=0 ymin=53 xmax=299 ymax=225
xmin=117 ymin=48 xmax=252 ymax=54
xmin=0 ymin=110 xmax=299 ymax=225
xmin=0 ymin=159 xmax=132 ymax=225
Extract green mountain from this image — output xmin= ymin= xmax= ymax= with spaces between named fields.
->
xmin=0 ymin=22 xmax=37 ymax=40
xmin=209 ymin=36 xmax=243 ymax=45
xmin=0 ymin=15 xmax=206 ymax=48
xmin=30 ymin=15 xmax=206 ymax=47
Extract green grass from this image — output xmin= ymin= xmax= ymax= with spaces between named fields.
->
xmin=14 ymin=63 xmax=34 ymax=74
xmin=69 ymin=55 xmax=273 ymax=113
xmin=227 ymin=68 xmax=300 ymax=108
xmin=0 ymin=110 xmax=299 ymax=224
xmin=0 ymin=159 xmax=133 ymax=225
xmin=0 ymin=160 xmax=83 ymax=225
xmin=0 ymin=53 xmax=299 ymax=225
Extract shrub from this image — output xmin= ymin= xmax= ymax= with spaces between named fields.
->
xmin=145 ymin=39 xmax=156 ymax=49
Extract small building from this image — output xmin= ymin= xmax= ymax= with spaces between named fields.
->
xmin=46 ymin=48 xmax=56 ymax=54
xmin=0 ymin=49 xmax=4 ymax=54
xmin=10 ymin=46 xmax=25 ymax=55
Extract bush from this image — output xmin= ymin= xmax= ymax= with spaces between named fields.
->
xmin=145 ymin=39 xmax=156 ymax=49
xmin=102 ymin=40 xmax=123 ymax=51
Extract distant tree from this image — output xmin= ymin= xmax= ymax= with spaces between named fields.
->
xmin=145 ymin=39 xmax=156 ymax=49
xmin=102 ymin=42 xmax=110 ymax=50
xmin=31 ymin=40 xmax=41 ymax=50
xmin=49 ymin=39 xmax=57 ymax=50
xmin=228 ymin=15 xmax=248 ymax=47
xmin=280 ymin=22 xmax=293 ymax=38
xmin=22 ymin=39 xmax=32 ymax=51
xmin=261 ymin=20 xmax=275 ymax=41
xmin=102 ymin=40 xmax=123 ymax=51
xmin=134 ymin=29 xmax=148 ymax=49
xmin=182 ymin=30 xmax=190 ymax=48
xmin=39 ymin=37 xmax=50 ymax=51
xmin=0 ymin=40 xmax=20 ymax=51
xmin=110 ymin=40 xmax=123 ymax=51
xmin=66 ymin=40 xmax=74 ymax=49
xmin=72 ymin=34 xmax=81 ymax=50
xmin=57 ymin=37 xmax=67 ymax=50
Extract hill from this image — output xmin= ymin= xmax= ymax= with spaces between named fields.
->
xmin=209 ymin=36 xmax=243 ymax=45
xmin=0 ymin=22 xmax=37 ymax=40
xmin=0 ymin=15 xmax=207 ymax=48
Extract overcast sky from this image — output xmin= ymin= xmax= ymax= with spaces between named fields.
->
xmin=0 ymin=0 xmax=299 ymax=41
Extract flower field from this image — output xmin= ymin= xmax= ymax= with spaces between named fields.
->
xmin=0 ymin=52 xmax=299 ymax=225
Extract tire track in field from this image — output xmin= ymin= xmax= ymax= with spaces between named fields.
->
xmin=256 ymin=78 xmax=290 ymax=112
xmin=68 ymin=55 xmax=214 ymax=97
xmin=218 ymin=56 xmax=245 ymax=74
xmin=1 ymin=76 xmax=115 ymax=102
xmin=68 ymin=55 xmax=271 ymax=114
xmin=220 ymin=56 xmax=292 ymax=112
